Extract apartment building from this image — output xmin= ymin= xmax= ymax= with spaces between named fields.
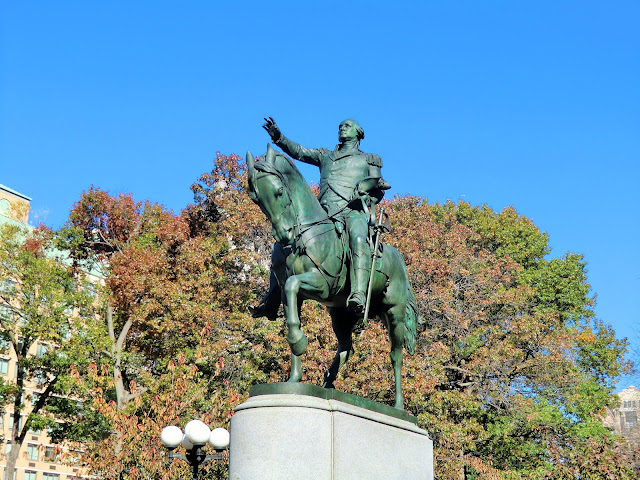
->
xmin=0 ymin=184 xmax=86 ymax=480
xmin=603 ymin=385 xmax=640 ymax=441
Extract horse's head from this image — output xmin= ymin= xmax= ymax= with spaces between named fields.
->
xmin=247 ymin=144 xmax=297 ymax=245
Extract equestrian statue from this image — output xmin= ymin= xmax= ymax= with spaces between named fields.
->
xmin=247 ymin=118 xmax=418 ymax=409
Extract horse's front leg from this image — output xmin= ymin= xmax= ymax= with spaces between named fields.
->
xmin=283 ymin=271 xmax=328 ymax=379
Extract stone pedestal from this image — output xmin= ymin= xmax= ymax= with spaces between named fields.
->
xmin=229 ymin=383 xmax=433 ymax=480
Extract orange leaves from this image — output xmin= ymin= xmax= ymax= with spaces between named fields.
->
xmin=64 ymin=153 xmax=632 ymax=478
xmin=22 ymin=237 xmax=45 ymax=256
xmin=577 ymin=328 xmax=597 ymax=344
xmin=68 ymin=187 xmax=142 ymax=259
xmin=378 ymin=195 xmax=633 ymax=477
xmin=215 ymin=356 xmax=225 ymax=374
xmin=87 ymin=362 xmax=98 ymax=378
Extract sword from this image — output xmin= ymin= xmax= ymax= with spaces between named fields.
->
xmin=363 ymin=206 xmax=389 ymax=325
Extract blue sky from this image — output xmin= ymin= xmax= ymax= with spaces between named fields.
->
xmin=1 ymin=2 xmax=638 ymax=388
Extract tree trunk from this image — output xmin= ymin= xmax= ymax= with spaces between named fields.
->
xmin=4 ymin=420 xmax=20 ymax=480
xmin=106 ymin=303 xmax=135 ymax=456
xmin=5 ymin=353 xmax=28 ymax=480
xmin=106 ymin=304 xmax=134 ymax=411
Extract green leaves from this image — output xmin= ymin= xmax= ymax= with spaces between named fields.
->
xmin=55 ymin=153 xmax=633 ymax=479
xmin=0 ymin=222 xmax=112 ymax=475
xmin=385 ymin=195 xmax=633 ymax=478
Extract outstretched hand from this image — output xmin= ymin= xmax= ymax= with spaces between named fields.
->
xmin=263 ymin=117 xmax=281 ymax=141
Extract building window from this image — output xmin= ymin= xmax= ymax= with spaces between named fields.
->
xmin=26 ymin=443 xmax=39 ymax=461
xmin=45 ymin=445 xmax=60 ymax=463
xmin=0 ymin=278 xmax=16 ymax=293
xmin=0 ymin=359 xmax=8 ymax=376
xmin=8 ymin=415 xmax=21 ymax=431
xmin=5 ymin=441 xmax=11 ymax=454
xmin=625 ymin=411 xmax=638 ymax=429
xmin=43 ymin=474 xmax=60 ymax=480
xmin=0 ymin=336 xmax=9 ymax=353
xmin=0 ymin=278 xmax=10 ymax=291
xmin=68 ymin=450 xmax=82 ymax=463
xmin=0 ymin=305 xmax=11 ymax=323
xmin=0 ymin=412 xmax=3 ymax=429
xmin=28 ymin=414 xmax=41 ymax=434
xmin=36 ymin=343 xmax=48 ymax=358
xmin=23 ymin=472 xmax=37 ymax=480
xmin=34 ymin=371 xmax=47 ymax=386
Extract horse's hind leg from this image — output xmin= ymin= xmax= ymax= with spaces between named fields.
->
xmin=322 ymin=308 xmax=358 ymax=389
xmin=384 ymin=304 xmax=407 ymax=409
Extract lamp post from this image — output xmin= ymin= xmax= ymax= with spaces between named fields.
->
xmin=160 ymin=420 xmax=230 ymax=480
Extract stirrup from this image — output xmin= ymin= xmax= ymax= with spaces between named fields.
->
xmin=249 ymin=296 xmax=280 ymax=320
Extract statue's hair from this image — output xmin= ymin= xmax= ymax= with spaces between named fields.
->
xmin=342 ymin=119 xmax=365 ymax=141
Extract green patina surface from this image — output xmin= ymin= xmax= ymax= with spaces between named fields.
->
xmin=249 ymin=383 xmax=418 ymax=425
xmin=247 ymin=122 xmax=419 ymax=411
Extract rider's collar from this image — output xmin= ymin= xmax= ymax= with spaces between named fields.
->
xmin=332 ymin=145 xmax=360 ymax=161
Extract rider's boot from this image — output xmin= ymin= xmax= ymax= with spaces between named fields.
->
xmin=346 ymin=244 xmax=371 ymax=314
xmin=249 ymin=270 xmax=281 ymax=320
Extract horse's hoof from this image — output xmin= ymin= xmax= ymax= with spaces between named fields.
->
xmin=288 ymin=332 xmax=308 ymax=356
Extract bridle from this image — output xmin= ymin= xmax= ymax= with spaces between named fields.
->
xmin=250 ymin=159 xmax=346 ymax=290
xmin=251 ymin=168 xmax=296 ymax=242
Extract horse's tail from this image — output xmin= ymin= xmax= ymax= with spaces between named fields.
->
xmin=404 ymin=285 xmax=418 ymax=355
xmin=384 ymin=244 xmax=418 ymax=355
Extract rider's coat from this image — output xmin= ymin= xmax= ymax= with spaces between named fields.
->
xmin=274 ymin=136 xmax=384 ymax=217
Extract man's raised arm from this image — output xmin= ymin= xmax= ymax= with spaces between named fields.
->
xmin=263 ymin=117 xmax=323 ymax=167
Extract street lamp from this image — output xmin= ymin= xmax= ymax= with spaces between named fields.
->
xmin=161 ymin=420 xmax=230 ymax=479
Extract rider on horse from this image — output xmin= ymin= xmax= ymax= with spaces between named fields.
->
xmin=254 ymin=117 xmax=391 ymax=317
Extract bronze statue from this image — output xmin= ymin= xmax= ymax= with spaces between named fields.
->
xmin=256 ymin=118 xmax=391 ymax=317
xmin=247 ymin=121 xmax=418 ymax=408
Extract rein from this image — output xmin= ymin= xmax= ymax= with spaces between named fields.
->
xmin=252 ymin=163 xmax=348 ymax=291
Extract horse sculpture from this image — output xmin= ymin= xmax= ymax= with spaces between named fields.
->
xmin=246 ymin=145 xmax=418 ymax=409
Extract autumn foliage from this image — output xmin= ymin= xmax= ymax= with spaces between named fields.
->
xmin=59 ymin=153 xmax=634 ymax=479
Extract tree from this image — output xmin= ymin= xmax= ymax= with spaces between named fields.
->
xmin=59 ymin=155 xmax=288 ymax=478
xmin=0 ymin=222 xmax=110 ymax=477
xmin=61 ymin=154 xmax=633 ymax=479
xmin=376 ymin=197 xmax=632 ymax=479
